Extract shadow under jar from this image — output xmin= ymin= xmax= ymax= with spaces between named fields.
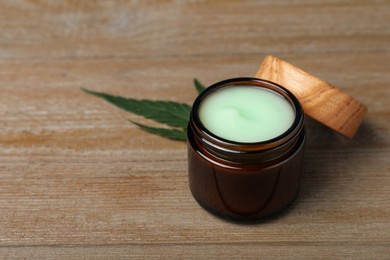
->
xmin=187 ymin=77 xmax=306 ymax=222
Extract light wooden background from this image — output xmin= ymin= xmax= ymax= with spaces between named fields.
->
xmin=0 ymin=0 xmax=389 ymax=258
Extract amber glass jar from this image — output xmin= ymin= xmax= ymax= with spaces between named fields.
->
xmin=187 ymin=77 xmax=306 ymax=221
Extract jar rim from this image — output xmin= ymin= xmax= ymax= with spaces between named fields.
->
xmin=190 ymin=77 xmax=304 ymax=152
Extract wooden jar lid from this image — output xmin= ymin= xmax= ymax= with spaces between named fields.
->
xmin=256 ymin=55 xmax=368 ymax=139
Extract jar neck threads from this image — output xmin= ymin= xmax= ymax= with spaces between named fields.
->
xmin=188 ymin=77 xmax=305 ymax=165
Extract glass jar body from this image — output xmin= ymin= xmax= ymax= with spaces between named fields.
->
xmin=187 ymin=78 xmax=306 ymax=221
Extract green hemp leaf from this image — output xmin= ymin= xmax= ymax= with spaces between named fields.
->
xmin=194 ymin=78 xmax=206 ymax=94
xmin=83 ymin=79 xmax=206 ymax=141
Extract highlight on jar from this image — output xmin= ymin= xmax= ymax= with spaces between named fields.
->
xmin=187 ymin=56 xmax=368 ymax=222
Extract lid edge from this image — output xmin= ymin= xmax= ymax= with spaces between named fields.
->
xmin=256 ymin=55 xmax=368 ymax=139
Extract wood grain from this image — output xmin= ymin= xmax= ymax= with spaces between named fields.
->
xmin=0 ymin=0 xmax=389 ymax=258
xmin=256 ymin=55 xmax=368 ymax=138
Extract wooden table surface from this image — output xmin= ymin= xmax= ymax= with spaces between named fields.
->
xmin=0 ymin=0 xmax=389 ymax=258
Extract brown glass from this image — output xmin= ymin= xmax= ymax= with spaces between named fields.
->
xmin=187 ymin=77 xmax=306 ymax=222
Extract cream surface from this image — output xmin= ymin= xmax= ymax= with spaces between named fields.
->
xmin=199 ymin=86 xmax=295 ymax=143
